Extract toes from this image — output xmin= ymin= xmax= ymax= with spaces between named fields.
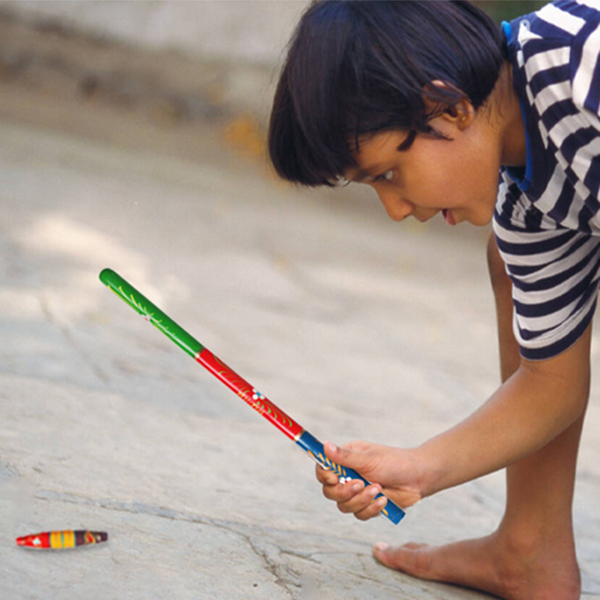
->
xmin=372 ymin=542 xmax=434 ymax=578
xmin=403 ymin=542 xmax=428 ymax=551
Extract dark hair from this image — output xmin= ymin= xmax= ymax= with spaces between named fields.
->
xmin=268 ymin=0 xmax=507 ymax=187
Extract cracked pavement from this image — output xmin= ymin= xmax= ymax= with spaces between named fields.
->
xmin=0 ymin=101 xmax=599 ymax=598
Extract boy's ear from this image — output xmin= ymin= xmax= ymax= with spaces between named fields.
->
xmin=422 ymin=80 xmax=474 ymax=129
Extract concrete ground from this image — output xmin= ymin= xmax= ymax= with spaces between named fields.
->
xmin=0 ymin=64 xmax=599 ymax=600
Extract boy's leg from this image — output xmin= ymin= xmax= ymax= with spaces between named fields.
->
xmin=373 ymin=233 xmax=585 ymax=600
xmin=491 ymin=229 xmax=585 ymax=596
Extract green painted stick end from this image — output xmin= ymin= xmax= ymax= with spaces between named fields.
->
xmin=99 ymin=268 xmax=118 ymax=287
xmin=99 ymin=267 xmax=204 ymax=359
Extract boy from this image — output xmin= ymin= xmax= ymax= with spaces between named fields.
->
xmin=268 ymin=1 xmax=600 ymax=598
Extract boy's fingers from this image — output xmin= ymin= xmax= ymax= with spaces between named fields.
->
xmin=335 ymin=483 xmax=381 ymax=514
xmin=322 ymin=479 xmax=365 ymax=502
xmin=315 ymin=464 xmax=340 ymax=485
xmin=354 ymin=494 xmax=388 ymax=521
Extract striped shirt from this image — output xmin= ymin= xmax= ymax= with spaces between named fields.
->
xmin=493 ymin=0 xmax=600 ymax=360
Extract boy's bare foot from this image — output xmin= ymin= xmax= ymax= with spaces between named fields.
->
xmin=372 ymin=530 xmax=581 ymax=600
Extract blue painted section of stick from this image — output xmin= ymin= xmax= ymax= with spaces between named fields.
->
xmin=296 ymin=431 xmax=405 ymax=524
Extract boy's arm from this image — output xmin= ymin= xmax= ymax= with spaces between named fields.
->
xmin=417 ymin=321 xmax=591 ymax=496
xmin=317 ymin=321 xmax=592 ymax=517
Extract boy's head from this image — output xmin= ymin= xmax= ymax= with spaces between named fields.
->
xmin=268 ymin=0 xmax=507 ymax=187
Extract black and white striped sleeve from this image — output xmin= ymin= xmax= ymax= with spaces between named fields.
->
xmin=493 ymin=217 xmax=600 ymax=360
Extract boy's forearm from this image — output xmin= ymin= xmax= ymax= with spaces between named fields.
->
xmin=415 ymin=342 xmax=591 ymax=498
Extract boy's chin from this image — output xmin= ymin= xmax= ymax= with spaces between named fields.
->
xmin=467 ymin=210 xmax=495 ymax=227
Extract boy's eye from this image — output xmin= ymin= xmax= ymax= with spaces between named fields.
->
xmin=374 ymin=170 xmax=393 ymax=183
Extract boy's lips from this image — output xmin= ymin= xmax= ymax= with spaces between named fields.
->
xmin=442 ymin=209 xmax=456 ymax=226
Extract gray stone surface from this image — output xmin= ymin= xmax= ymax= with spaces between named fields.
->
xmin=0 ymin=111 xmax=599 ymax=599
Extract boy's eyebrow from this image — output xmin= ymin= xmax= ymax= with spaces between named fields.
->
xmin=346 ymin=132 xmax=415 ymax=183
xmin=349 ymin=168 xmax=375 ymax=183
xmin=348 ymin=164 xmax=384 ymax=183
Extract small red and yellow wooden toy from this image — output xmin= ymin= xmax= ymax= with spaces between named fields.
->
xmin=16 ymin=530 xmax=108 ymax=549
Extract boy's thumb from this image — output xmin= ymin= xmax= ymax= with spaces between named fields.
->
xmin=323 ymin=441 xmax=361 ymax=469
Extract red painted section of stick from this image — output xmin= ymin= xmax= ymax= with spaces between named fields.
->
xmin=197 ymin=348 xmax=304 ymax=440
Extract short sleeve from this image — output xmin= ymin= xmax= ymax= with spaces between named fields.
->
xmin=493 ymin=216 xmax=600 ymax=360
xmin=571 ymin=11 xmax=600 ymax=122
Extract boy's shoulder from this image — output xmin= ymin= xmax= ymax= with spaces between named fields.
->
xmin=509 ymin=0 xmax=600 ymax=114
xmin=509 ymin=0 xmax=600 ymax=48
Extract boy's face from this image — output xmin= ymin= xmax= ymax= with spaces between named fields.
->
xmin=345 ymin=117 xmax=503 ymax=227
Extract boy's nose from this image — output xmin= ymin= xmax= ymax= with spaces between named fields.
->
xmin=378 ymin=191 xmax=413 ymax=221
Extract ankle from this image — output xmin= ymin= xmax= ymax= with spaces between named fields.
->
xmin=497 ymin=518 xmax=576 ymax=559
xmin=493 ymin=528 xmax=581 ymax=600
xmin=497 ymin=526 xmax=545 ymax=559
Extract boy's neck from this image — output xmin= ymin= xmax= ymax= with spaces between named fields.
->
xmin=495 ymin=61 xmax=527 ymax=169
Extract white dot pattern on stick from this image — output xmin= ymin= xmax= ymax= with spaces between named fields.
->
xmin=338 ymin=476 xmax=352 ymax=485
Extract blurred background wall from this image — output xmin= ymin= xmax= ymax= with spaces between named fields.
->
xmin=0 ymin=0 xmax=546 ymax=164
xmin=0 ymin=1 xmax=310 ymax=129
xmin=1 ymin=1 xmax=547 ymax=69
xmin=0 ymin=0 xmax=307 ymax=66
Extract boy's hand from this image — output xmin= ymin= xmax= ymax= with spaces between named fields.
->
xmin=316 ymin=440 xmax=423 ymax=520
